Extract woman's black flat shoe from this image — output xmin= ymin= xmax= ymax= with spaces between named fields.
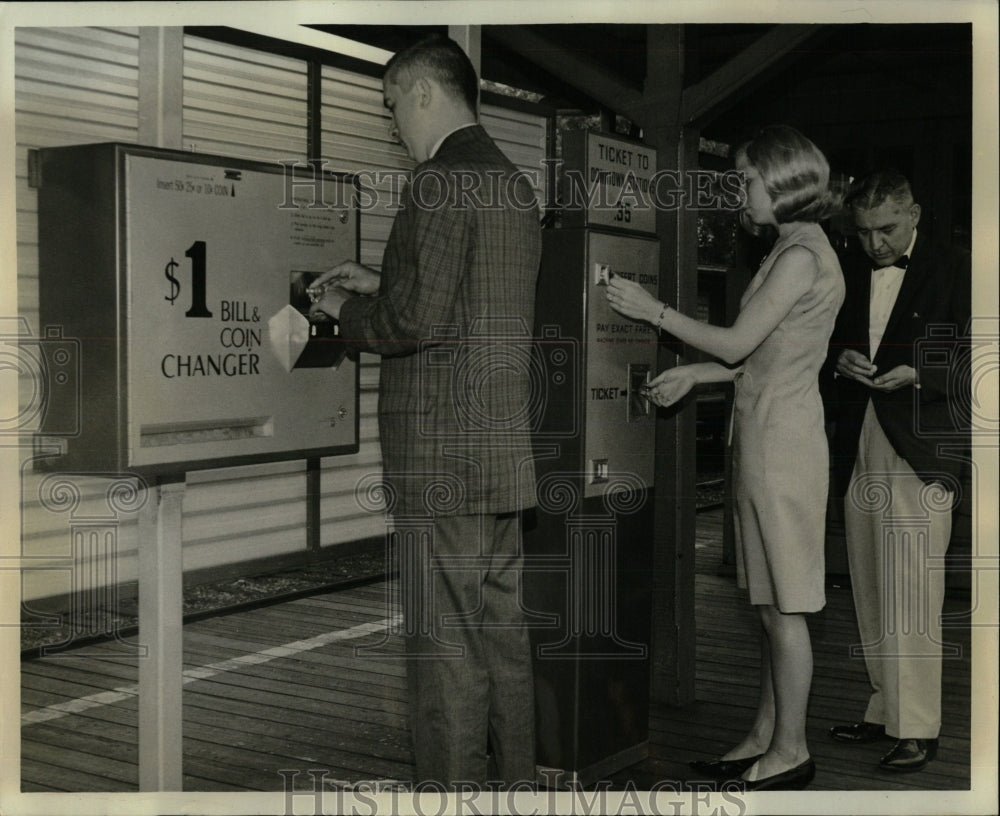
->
xmin=741 ymin=758 xmax=816 ymax=791
xmin=689 ymin=754 xmax=762 ymax=779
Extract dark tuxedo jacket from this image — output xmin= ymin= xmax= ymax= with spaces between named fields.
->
xmin=827 ymin=232 xmax=971 ymax=497
xmin=340 ymin=125 xmax=541 ymax=516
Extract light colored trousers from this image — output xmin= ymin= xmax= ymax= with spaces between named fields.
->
xmin=844 ymin=401 xmax=954 ymax=739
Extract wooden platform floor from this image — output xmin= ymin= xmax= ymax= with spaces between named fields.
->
xmin=20 ymin=509 xmax=972 ymax=793
xmin=611 ymin=513 xmax=972 ymax=792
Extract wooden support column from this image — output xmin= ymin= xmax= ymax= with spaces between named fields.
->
xmin=636 ymin=23 xmax=825 ymax=706
xmin=138 ymin=27 xmax=184 ymax=149
xmin=640 ymin=25 xmax=698 ymax=707
xmin=138 ymin=475 xmax=186 ymax=791
xmin=448 ymin=25 xmax=482 ymax=73
xmin=449 ymin=25 xmax=482 ymax=113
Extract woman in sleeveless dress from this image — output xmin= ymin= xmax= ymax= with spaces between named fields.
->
xmin=606 ymin=125 xmax=844 ymax=791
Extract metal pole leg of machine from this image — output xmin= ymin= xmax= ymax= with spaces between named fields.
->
xmin=137 ymin=475 xmax=185 ymax=790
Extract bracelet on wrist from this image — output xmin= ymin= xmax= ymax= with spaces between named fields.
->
xmin=656 ymin=303 xmax=670 ymax=328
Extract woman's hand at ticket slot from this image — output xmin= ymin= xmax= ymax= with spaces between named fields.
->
xmin=311 ymin=260 xmax=382 ymax=297
xmin=605 ymin=274 xmax=666 ymax=326
xmin=643 ymin=366 xmax=697 ymax=408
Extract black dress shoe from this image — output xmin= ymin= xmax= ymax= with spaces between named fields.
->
xmin=689 ymin=754 xmax=762 ymax=779
xmin=741 ymin=758 xmax=816 ymax=791
xmin=879 ymin=738 xmax=938 ymax=773
xmin=829 ymin=721 xmax=886 ymax=743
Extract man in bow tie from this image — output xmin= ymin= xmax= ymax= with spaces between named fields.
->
xmin=825 ymin=169 xmax=970 ymax=773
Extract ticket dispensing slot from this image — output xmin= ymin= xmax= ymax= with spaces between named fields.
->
xmin=628 ymin=363 xmax=652 ymax=421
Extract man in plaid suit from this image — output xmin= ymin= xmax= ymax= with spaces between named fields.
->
xmin=309 ymin=35 xmax=541 ymax=788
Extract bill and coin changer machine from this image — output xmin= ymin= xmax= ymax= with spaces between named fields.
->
xmin=32 ymin=143 xmax=359 ymax=789
xmin=526 ymin=131 xmax=659 ymax=785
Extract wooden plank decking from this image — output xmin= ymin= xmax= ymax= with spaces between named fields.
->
xmin=20 ymin=509 xmax=973 ymax=794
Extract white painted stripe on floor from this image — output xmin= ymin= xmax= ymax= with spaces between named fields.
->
xmin=22 ymin=688 xmax=140 ymax=724
xmin=22 ymin=614 xmax=401 ymax=726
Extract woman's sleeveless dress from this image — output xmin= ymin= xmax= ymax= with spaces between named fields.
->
xmin=732 ymin=221 xmax=845 ymax=613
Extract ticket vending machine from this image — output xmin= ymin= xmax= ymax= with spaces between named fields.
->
xmin=527 ymin=131 xmax=659 ymax=785
xmin=32 ymin=142 xmax=359 ymax=473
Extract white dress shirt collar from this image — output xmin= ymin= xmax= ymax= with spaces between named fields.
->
xmin=869 ymin=230 xmax=918 ymax=357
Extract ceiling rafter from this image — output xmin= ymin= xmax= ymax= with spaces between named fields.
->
xmin=489 ymin=24 xmax=825 ymax=135
xmin=489 ymin=25 xmax=645 ymax=121
xmin=680 ymin=24 xmax=823 ymax=127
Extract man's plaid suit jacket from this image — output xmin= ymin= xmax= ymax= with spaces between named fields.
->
xmin=340 ymin=124 xmax=542 ymax=516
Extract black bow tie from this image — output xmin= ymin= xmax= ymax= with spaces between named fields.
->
xmin=876 ymin=254 xmax=908 ymax=270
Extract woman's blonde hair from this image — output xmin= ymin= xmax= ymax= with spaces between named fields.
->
xmin=735 ymin=125 xmax=841 ymax=224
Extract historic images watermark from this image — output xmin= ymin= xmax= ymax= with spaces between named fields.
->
xmin=277 ymin=770 xmax=748 ymax=816
xmin=276 ymin=159 xmax=746 ymax=215
xmin=912 ymin=317 xmax=998 ymax=443
xmin=2 ymin=316 xmax=148 ymax=654
xmin=353 ymin=467 xmax=650 ymax=662
xmin=0 ymin=317 xmax=80 ymax=439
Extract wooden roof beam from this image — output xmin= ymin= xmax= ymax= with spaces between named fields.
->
xmin=680 ymin=24 xmax=823 ymax=127
xmin=489 ymin=25 xmax=644 ymax=121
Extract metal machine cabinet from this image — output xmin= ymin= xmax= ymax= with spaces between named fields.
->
xmin=32 ymin=143 xmax=362 ymax=790
xmin=527 ymin=216 xmax=659 ymax=785
xmin=32 ymin=142 xmax=359 ymax=475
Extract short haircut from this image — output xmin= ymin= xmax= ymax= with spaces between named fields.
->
xmin=845 ymin=169 xmax=914 ymax=212
xmin=384 ymin=35 xmax=479 ymax=113
xmin=735 ymin=125 xmax=840 ymax=224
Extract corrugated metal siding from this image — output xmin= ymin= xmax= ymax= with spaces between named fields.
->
xmin=16 ymin=29 xmax=550 ymax=602
xmin=14 ymin=25 xmax=140 ymax=354
xmin=481 ymin=104 xmax=548 ymax=205
xmin=177 ymin=35 xmax=315 ymax=574
xmin=15 ymin=28 xmax=143 ymax=604
xmin=317 ymin=65 xmax=408 ymax=543
xmin=182 ymin=34 xmax=308 ymax=162
xmin=320 ymin=64 xmax=411 ymax=269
